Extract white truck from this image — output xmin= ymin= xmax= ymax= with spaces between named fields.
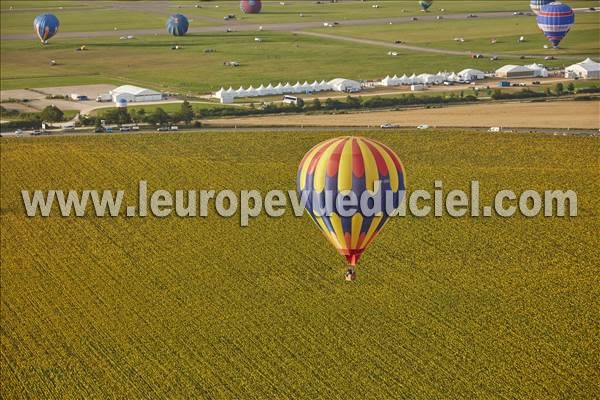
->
xmin=96 ymin=93 xmax=112 ymax=102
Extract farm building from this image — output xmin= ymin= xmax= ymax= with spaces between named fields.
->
xmin=495 ymin=65 xmax=536 ymax=79
xmin=327 ymin=78 xmax=361 ymax=92
xmin=110 ymin=85 xmax=163 ymax=104
xmin=564 ymin=58 xmax=600 ymax=79
xmin=457 ymin=68 xmax=485 ymax=81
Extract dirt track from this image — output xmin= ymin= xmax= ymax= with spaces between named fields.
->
xmin=203 ymin=100 xmax=600 ymax=129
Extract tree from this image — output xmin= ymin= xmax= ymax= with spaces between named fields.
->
xmin=102 ymin=108 xmax=132 ymax=125
xmin=150 ymin=107 xmax=170 ymax=125
xmin=40 ymin=105 xmax=64 ymax=122
xmin=180 ymin=100 xmax=194 ymax=124
xmin=555 ymin=82 xmax=564 ymax=96
xmin=311 ymin=98 xmax=322 ymax=110
xmin=295 ymin=98 xmax=305 ymax=109
xmin=567 ymin=82 xmax=575 ymax=93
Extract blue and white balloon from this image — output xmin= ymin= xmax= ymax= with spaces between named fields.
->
xmin=536 ymin=2 xmax=575 ymax=48
xmin=166 ymin=14 xmax=189 ymax=36
xmin=33 ymin=14 xmax=59 ymax=43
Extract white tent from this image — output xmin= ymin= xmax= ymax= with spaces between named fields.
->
xmin=524 ymin=63 xmax=549 ymax=78
xmin=274 ymin=83 xmax=284 ymax=94
xmin=265 ymin=83 xmax=275 ymax=95
xmin=408 ymin=73 xmax=418 ymax=84
xmin=292 ymin=82 xmax=303 ymax=93
xmin=319 ymin=80 xmax=330 ymax=91
xmin=495 ymin=65 xmax=535 ymax=79
xmin=283 ymin=82 xmax=293 ymax=93
xmin=418 ymin=73 xmax=436 ymax=84
xmin=458 ymin=68 xmax=485 ymax=81
xmin=246 ymin=85 xmax=257 ymax=97
xmin=447 ymin=72 xmax=459 ymax=82
xmin=399 ymin=74 xmax=409 ymax=85
xmin=565 ymin=58 xmax=600 ymax=79
xmin=327 ymin=78 xmax=361 ymax=92
xmin=235 ymin=86 xmax=247 ymax=97
xmin=381 ymin=75 xmax=395 ymax=87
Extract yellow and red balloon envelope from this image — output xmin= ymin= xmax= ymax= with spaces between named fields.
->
xmin=297 ymin=137 xmax=405 ymax=266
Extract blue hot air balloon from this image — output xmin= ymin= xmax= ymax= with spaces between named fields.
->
xmin=530 ymin=0 xmax=553 ymax=15
xmin=536 ymin=2 xmax=575 ymax=48
xmin=33 ymin=14 xmax=59 ymax=43
xmin=166 ymin=14 xmax=189 ymax=36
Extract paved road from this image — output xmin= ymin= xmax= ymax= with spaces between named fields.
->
xmin=1 ymin=11 xmax=532 ymax=40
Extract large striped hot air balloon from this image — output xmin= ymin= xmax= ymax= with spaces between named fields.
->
xmin=166 ymin=14 xmax=189 ymax=36
xmin=297 ymin=137 xmax=406 ymax=279
xmin=536 ymin=2 xmax=575 ymax=48
xmin=33 ymin=14 xmax=59 ymax=43
xmin=530 ymin=0 xmax=553 ymax=15
xmin=419 ymin=0 xmax=433 ymax=12
xmin=240 ymin=0 xmax=262 ymax=14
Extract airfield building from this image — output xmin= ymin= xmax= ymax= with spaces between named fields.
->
xmin=564 ymin=58 xmax=600 ymax=80
xmin=495 ymin=65 xmax=536 ymax=79
xmin=110 ymin=85 xmax=163 ymax=104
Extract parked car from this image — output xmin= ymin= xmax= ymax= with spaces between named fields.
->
xmin=119 ymin=126 xmax=131 ymax=132
xmin=544 ymin=56 xmax=555 ymax=61
xmin=417 ymin=124 xmax=429 ymax=130
xmin=32 ymin=130 xmax=42 ymax=135
xmin=94 ymin=126 xmax=104 ymax=133
xmin=14 ymin=129 xmax=23 ymax=135
xmin=156 ymin=126 xmax=170 ymax=131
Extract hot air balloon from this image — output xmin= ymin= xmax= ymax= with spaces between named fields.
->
xmin=33 ymin=14 xmax=59 ymax=43
xmin=419 ymin=0 xmax=433 ymax=12
xmin=530 ymin=0 xmax=553 ymax=15
xmin=297 ymin=137 xmax=406 ymax=280
xmin=166 ymin=14 xmax=189 ymax=36
xmin=240 ymin=0 xmax=262 ymax=14
xmin=536 ymin=2 xmax=575 ymax=48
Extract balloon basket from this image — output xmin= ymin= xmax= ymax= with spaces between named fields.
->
xmin=345 ymin=268 xmax=356 ymax=282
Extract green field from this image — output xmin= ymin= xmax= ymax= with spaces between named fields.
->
xmin=0 ymin=0 xmax=559 ymax=34
xmin=310 ymin=12 xmax=600 ymax=56
xmin=1 ymin=130 xmax=598 ymax=398
xmin=0 ymin=32 xmax=584 ymax=93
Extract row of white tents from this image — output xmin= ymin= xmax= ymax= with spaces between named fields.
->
xmin=215 ymin=80 xmax=333 ymax=102
xmin=378 ymin=69 xmax=486 ymax=87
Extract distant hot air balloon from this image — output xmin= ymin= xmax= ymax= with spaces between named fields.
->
xmin=33 ymin=14 xmax=59 ymax=43
xmin=166 ymin=14 xmax=189 ymax=36
xmin=530 ymin=0 xmax=553 ymax=15
xmin=240 ymin=0 xmax=262 ymax=14
xmin=536 ymin=2 xmax=575 ymax=48
xmin=419 ymin=0 xmax=433 ymax=12
xmin=297 ymin=137 xmax=406 ymax=280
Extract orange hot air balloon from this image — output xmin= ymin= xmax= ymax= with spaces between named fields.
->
xmin=297 ymin=137 xmax=406 ymax=280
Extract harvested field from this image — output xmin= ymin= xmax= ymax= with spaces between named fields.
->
xmin=204 ymin=100 xmax=600 ymax=129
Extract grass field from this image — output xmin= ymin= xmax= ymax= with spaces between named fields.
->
xmin=1 ymin=130 xmax=598 ymax=398
xmin=310 ymin=12 xmax=600 ymax=56
xmin=0 ymin=0 xmax=560 ymax=34
xmin=0 ymin=32 xmax=582 ymax=93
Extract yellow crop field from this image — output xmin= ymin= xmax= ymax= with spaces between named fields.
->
xmin=1 ymin=130 xmax=598 ymax=398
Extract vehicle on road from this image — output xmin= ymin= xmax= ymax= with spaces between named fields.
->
xmin=14 ymin=129 xmax=23 ymax=135
xmin=417 ymin=124 xmax=429 ymax=130
xmin=380 ymin=123 xmax=399 ymax=129
xmin=32 ymin=130 xmax=42 ymax=135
